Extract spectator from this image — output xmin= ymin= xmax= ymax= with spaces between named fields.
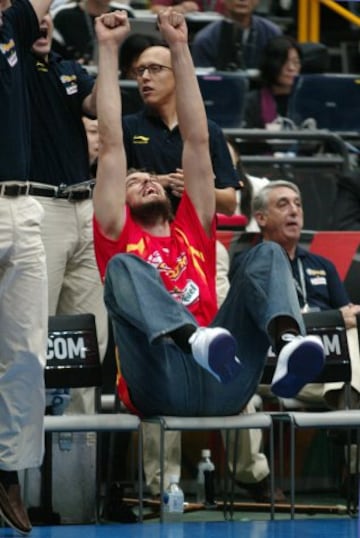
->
xmin=242 ymin=35 xmax=302 ymax=129
xmin=333 ymin=170 xmax=360 ymax=230
xmin=150 ymin=0 xmax=225 ymax=15
xmin=231 ymin=180 xmax=360 ymax=500
xmin=0 ymin=0 xmax=51 ymax=534
xmin=191 ymin=0 xmax=281 ymax=70
xmin=93 ymin=13 xmax=325 ymax=508
xmin=123 ymin=44 xmax=239 ymax=215
xmin=52 ymin=0 xmax=133 ymax=64
xmin=26 ymin=12 xmax=108 ymax=414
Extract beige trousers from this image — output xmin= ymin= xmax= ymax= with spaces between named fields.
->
xmin=35 ymin=197 xmax=108 ymax=414
xmin=0 ymin=196 xmax=47 ymax=470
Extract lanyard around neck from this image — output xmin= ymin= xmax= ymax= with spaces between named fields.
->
xmin=293 ymin=257 xmax=307 ymax=306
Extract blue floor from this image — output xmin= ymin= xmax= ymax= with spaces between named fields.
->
xmin=1 ymin=519 xmax=357 ymax=538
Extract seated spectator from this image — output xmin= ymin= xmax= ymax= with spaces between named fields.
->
xmin=52 ymin=0 xmax=133 ymax=64
xmin=191 ymin=0 xmax=282 ymax=70
xmin=231 ymin=180 xmax=360 ymax=501
xmin=242 ymin=35 xmax=302 ymax=129
xmin=150 ymin=0 xmax=225 ymax=15
xmin=333 ymin=170 xmax=360 ymax=230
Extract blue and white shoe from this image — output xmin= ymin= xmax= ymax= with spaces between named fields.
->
xmin=189 ymin=327 xmax=242 ymax=384
xmin=271 ymin=335 xmax=325 ymax=398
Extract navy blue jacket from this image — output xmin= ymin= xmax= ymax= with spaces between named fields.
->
xmin=231 ymin=243 xmax=349 ymax=311
xmin=27 ymin=51 xmax=95 ymax=186
xmin=289 ymin=246 xmax=349 ymax=311
xmin=0 ymin=0 xmax=39 ymax=181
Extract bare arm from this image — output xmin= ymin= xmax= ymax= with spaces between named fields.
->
xmin=30 ymin=0 xmax=52 ymax=21
xmin=215 ymin=187 xmax=236 ymax=215
xmin=82 ymin=79 xmax=97 ymax=117
xmin=92 ymin=11 xmax=130 ymax=238
xmin=158 ymin=10 xmax=215 ymax=235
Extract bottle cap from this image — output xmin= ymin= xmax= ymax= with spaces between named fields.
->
xmin=201 ymin=449 xmax=211 ymax=458
xmin=169 ymin=474 xmax=180 ymax=484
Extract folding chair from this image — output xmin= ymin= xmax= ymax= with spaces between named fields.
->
xmin=266 ymin=309 xmax=353 ymax=518
xmin=143 ymin=412 xmax=274 ymax=522
xmin=39 ymin=314 xmax=143 ymax=523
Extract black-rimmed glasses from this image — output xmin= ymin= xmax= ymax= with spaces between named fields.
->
xmin=132 ymin=63 xmax=173 ymax=78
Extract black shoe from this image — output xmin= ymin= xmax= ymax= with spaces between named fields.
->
xmin=104 ymin=482 xmax=138 ymax=523
xmin=106 ymin=501 xmax=138 ymax=523
xmin=0 ymin=482 xmax=32 ymax=535
xmin=236 ymin=476 xmax=286 ymax=503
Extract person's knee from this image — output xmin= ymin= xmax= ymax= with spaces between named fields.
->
xmin=255 ymin=241 xmax=283 ymax=258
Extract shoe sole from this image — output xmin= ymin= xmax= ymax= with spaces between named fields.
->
xmin=271 ymin=339 xmax=324 ymax=398
xmin=208 ymin=332 xmax=242 ymax=384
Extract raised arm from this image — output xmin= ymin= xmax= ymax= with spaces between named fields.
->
xmin=93 ymin=11 xmax=130 ymax=238
xmin=30 ymin=0 xmax=52 ymax=21
xmin=158 ymin=10 xmax=215 ymax=235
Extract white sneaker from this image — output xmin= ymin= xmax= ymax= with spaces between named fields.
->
xmin=271 ymin=335 xmax=325 ymax=398
xmin=189 ymin=327 xmax=242 ymax=384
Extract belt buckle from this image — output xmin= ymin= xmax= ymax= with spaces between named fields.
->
xmin=56 ymin=183 xmax=67 ymax=199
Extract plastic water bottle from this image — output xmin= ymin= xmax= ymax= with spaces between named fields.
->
xmin=163 ymin=475 xmax=184 ymax=522
xmin=196 ymin=449 xmax=216 ymax=506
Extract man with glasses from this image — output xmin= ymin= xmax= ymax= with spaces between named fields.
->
xmin=123 ymin=42 xmax=239 ymax=216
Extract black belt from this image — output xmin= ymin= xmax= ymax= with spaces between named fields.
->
xmin=0 ymin=183 xmax=93 ymax=200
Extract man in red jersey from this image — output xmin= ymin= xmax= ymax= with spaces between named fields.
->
xmin=93 ymin=9 xmax=324 ymax=418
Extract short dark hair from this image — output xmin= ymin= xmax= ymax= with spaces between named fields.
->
xmin=260 ymin=35 xmax=302 ymax=87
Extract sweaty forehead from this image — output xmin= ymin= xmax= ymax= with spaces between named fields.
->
xmin=136 ymin=46 xmax=171 ymax=67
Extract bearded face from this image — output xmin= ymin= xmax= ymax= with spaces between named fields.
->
xmin=129 ymin=196 xmax=173 ymax=225
xmin=126 ymin=171 xmax=173 ymax=225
